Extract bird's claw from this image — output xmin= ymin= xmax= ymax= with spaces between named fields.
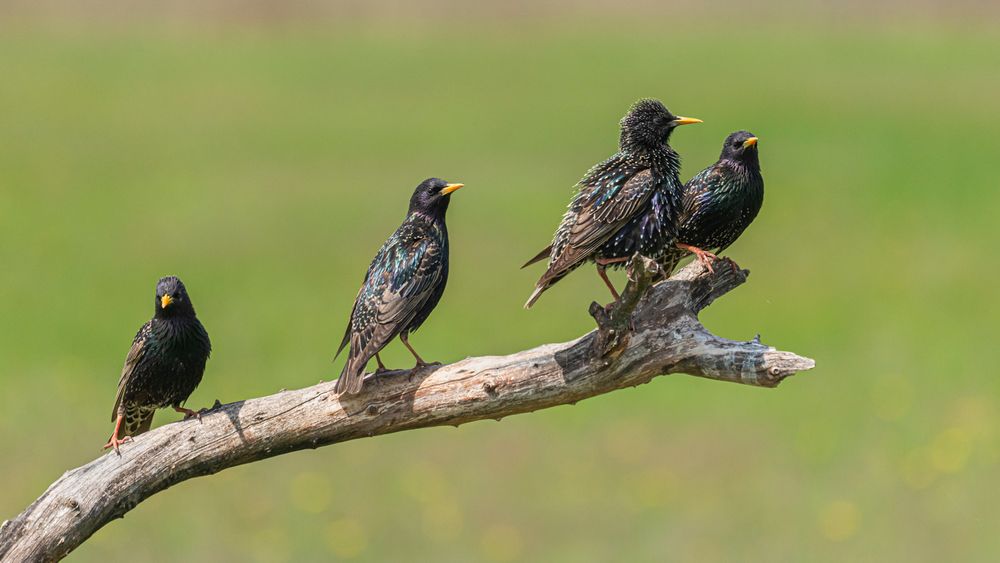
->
xmin=697 ymin=253 xmax=718 ymax=273
xmin=625 ymin=261 xmax=638 ymax=284
xmin=103 ymin=435 xmax=132 ymax=454
xmin=175 ymin=406 xmax=202 ymax=420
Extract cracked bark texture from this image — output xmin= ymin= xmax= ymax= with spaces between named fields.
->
xmin=0 ymin=258 xmax=814 ymax=562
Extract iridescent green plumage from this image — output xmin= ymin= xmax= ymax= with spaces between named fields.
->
xmin=335 ymin=178 xmax=463 ymax=395
xmin=662 ymin=131 xmax=764 ymax=273
xmin=106 ymin=276 xmax=211 ymax=452
xmin=522 ymin=99 xmax=701 ymax=307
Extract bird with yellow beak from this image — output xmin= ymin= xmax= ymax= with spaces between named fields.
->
xmin=663 ymin=130 xmax=765 ymax=274
xmin=522 ymin=98 xmax=702 ymax=307
xmin=335 ymin=178 xmax=465 ymax=395
xmin=105 ymin=276 xmax=212 ymax=452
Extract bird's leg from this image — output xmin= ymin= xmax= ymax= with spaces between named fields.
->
xmin=596 ymin=266 xmax=620 ymax=301
xmin=676 ymin=243 xmax=718 ymax=273
xmin=594 ymin=257 xmax=629 ymax=301
xmin=374 ymin=353 xmax=389 ymax=374
xmin=173 ymin=405 xmax=201 ymax=420
xmin=400 ymin=333 xmax=434 ymax=369
xmin=103 ymin=414 xmax=132 ymax=453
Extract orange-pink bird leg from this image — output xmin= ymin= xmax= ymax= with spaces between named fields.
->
xmin=103 ymin=414 xmax=132 ymax=453
xmin=676 ymin=243 xmax=719 ymax=273
xmin=595 ymin=257 xmax=630 ymax=300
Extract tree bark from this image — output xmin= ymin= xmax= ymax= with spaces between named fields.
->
xmin=0 ymin=258 xmax=814 ymax=562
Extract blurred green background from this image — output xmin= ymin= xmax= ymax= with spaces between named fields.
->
xmin=2 ymin=1 xmax=999 ymax=560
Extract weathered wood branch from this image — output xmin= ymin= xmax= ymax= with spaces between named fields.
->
xmin=0 ymin=258 xmax=814 ymax=561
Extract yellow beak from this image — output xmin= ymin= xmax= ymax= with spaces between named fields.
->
xmin=671 ymin=116 xmax=703 ymax=126
xmin=161 ymin=294 xmax=173 ymax=309
xmin=743 ymin=137 xmax=758 ymax=148
xmin=439 ymin=183 xmax=465 ymax=196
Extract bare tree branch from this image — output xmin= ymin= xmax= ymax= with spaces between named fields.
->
xmin=0 ymin=258 xmax=814 ymax=561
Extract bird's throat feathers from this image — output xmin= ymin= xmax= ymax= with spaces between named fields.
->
xmin=722 ymin=154 xmax=762 ymax=183
xmin=410 ymin=207 xmax=450 ymax=229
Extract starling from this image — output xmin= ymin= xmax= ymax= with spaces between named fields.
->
xmin=105 ymin=276 xmax=212 ymax=452
xmin=335 ymin=178 xmax=465 ymax=395
xmin=522 ymin=99 xmax=701 ymax=308
xmin=662 ymin=131 xmax=764 ymax=273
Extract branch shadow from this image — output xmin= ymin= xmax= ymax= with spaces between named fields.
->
xmin=336 ymin=363 xmax=442 ymax=418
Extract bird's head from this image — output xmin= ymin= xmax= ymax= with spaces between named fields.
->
xmin=719 ymin=130 xmax=760 ymax=167
xmin=620 ymin=98 xmax=702 ymax=151
xmin=155 ymin=276 xmax=195 ymax=318
xmin=408 ymin=177 xmax=465 ymax=217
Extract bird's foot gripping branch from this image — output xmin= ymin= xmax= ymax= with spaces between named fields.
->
xmin=0 ymin=258 xmax=813 ymax=561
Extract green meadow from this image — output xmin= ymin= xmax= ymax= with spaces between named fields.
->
xmin=1 ymin=18 xmax=999 ymax=561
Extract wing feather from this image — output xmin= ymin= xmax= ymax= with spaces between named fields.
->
xmin=338 ymin=225 xmax=445 ymax=392
xmin=111 ymin=321 xmax=150 ymax=421
xmin=544 ymin=167 xmax=655 ymax=278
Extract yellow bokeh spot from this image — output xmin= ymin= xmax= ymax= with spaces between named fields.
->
xmin=480 ymin=524 xmax=524 ymax=562
xmin=325 ymin=518 xmax=368 ymax=559
xmin=930 ymin=427 xmax=973 ymax=474
xmin=819 ymin=500 xmax=860 ymax=542
xmin=289 ymin=472 xmax=333 ymax=514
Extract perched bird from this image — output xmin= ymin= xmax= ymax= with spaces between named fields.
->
xmin=105 ymin=276 xmax=212 ymax=452
xmin=662 ymin=131 xmax=764 ymax=273
xmin=335 ymin=178 xmax=465 ymax=395
xmin=522 ymin=99 xmax=701 ymax=308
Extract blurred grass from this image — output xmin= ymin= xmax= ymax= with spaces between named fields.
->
xmin=1 ymin=17 xmax=999 ymax=562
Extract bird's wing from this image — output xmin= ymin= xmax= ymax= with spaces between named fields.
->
xmin=544 ymin=165 xmax=654 ymax=277
xmin=346 ymin=230 xmax=444 ymax=367
xmin=334 ymin=282 xmax=366 ymax=360
xmin=111 ymin=321 xmax=151 ymax=421
xmin=521 ymin=244 xmax=553 ymax=269
xmin=681 ymin=164 xmax=751 ymax=253
xmin=678 ymin=165 xmax=719 ymax=225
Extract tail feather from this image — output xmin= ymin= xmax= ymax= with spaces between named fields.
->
xmin=524 ymin=284 xmax=548 ymax=309
xmin=335 ymin=361 xmax=366 ymax=395
xmin=134 ymin=410 xmax=155 ymax=436
xmin=333 ymin=323 xmax=351 ymax=361
xmin=659 ymin=247 xmax=686 ymax=277
xmin=521 ymin=245 xmax=552 ymax=269
xmin=120 ymin=405 xmax=156 ymax=439
xmin=525 ymin=254 xmax=583 ymax=308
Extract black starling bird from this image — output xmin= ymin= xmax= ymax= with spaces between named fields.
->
xmin=105 ymin=276 xmax=212 ymax=452
xmin=335 ymin=178 xmax=465 ymax=395
xmin=662 ymin=131 xmax=764 ymax=273
xmin=522 ymin=99 xmax=701 ymax=308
